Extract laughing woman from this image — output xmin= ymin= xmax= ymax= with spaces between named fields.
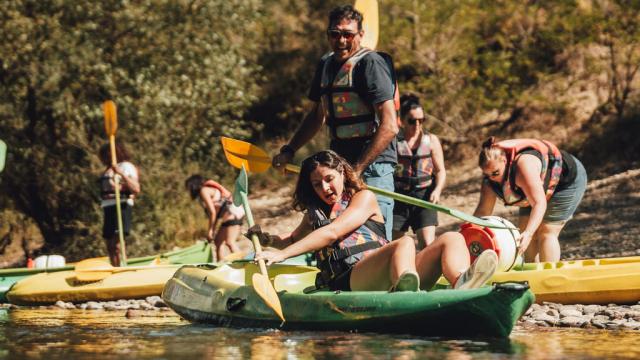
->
xmin=256 ymin=150 xmax=498 ymax=292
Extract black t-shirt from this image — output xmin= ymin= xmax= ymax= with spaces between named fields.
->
xmin=308 ymin=51 xmax=397 ymax=165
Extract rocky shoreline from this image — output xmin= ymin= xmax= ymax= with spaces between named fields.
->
xmin=3 ymin=297 xmax=640 ymax=331
xmin=0 ymin=296 xmax=177 ymax=318
xmin=519 ymin=302 xmax=640 ymax=330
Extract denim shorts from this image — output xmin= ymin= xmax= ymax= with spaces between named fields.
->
xmin=519 ymin=156 xmax=587 ymax=223
xmin=362 ymin=162 xmax=395 ymax=240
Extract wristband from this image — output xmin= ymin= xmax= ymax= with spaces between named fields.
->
xmin=280 ymin=144 xmax=296 ymax=156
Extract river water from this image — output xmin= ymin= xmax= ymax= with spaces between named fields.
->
xmin=1 ymin=308 xmax=639 ymax=359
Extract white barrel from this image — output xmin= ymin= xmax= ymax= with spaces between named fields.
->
xmin=461 ymin=216 xmax=521 ymax=272
xmin=34 ymin=255 xmax=66 ymax=269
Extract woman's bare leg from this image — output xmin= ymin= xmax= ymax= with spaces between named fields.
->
xmin=415 ymin=232 xmax=470 ymax=289
xmin=350 ymin=236 xmax=416 ymax=291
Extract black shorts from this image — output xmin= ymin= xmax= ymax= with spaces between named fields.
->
xmin=326 ymin=267 xmax=353 ymax=291
xmin=102 ymin=203 xmax=132 ymax=239
xmin=392 ymin=186 xmax=438 ymax=232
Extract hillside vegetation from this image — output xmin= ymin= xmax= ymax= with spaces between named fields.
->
xmin=0 ymin=0 xmax=638 ymax=265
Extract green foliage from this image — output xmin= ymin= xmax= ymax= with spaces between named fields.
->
xmin=1 ymin=0 xmax=638 ymax=261
xmin=0 ymin=0 xmax=263 ymax=259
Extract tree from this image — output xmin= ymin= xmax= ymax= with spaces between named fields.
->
xmin=0 ymin=0 xmax=263 ymax=259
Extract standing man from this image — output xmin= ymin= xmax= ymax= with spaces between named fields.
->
xmin=272 ymin=5 xmax=399 ymax=239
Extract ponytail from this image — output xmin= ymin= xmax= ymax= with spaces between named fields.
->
xmin=478 ymin=137 xmax=504 ymax=167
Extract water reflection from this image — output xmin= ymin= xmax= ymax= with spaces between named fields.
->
xmin=0 ymin=308 xmax=639 ymax=359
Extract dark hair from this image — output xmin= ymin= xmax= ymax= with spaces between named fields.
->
xmin=99 ymin=141 xmax=132 ymax=166
xmin=293 ymin=150 xmax=365 ymax=211
xmin=328 ymin=5 xmax=363 ymax=31
xmin=185 ymin=174 xmax=205 ymax=200
xmin=478 ymin=136 xmax=505 ymax=167
xmin=400 ymin=94 xmax=422 ymax=120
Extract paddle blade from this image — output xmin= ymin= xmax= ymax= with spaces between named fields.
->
xmin=103 ymin=100 xmax=118 ymax=136
xmin=220 ymin=137 xmax=272 ymax=173
xmin=252 ymin=272 xmax=285 ymax=322
xmin=0 ymin=139 xmax=6 ymax=173
xmin=232 ymin=165 xmax=249 ymax=207
xmin=355 ymin=0 xmax=379 ymax=50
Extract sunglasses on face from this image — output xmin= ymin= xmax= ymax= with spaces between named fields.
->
xmin=327 ymin=29 xmax=358 ymax=41
xmin=407 ymin=117 xmax=425 ymax=125
xmin=484 ymin=170 xmax=501 ymax=178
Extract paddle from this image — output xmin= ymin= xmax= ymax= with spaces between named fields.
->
xmin=74 ymin=258 xmax=179 ymax=282
xmin=102 ymin=100 xmax=127 ymax=266
xmin=0 ymin=139 xmax=6 ymax=173
xmin=354 ymin=0 xmax=379 ymax=50
xmin=220 ymin=137 xmax=514 ymax=229
xmin=232 ymin=165 xmax=285 ymax=322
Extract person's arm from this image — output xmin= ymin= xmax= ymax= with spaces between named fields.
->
xmin=112 ymin=163 xmax=140 ymax=195
xmin=200 ymin=187 xmax=219 ymax=241
xmin=473 ymin=180 xmax=498 ymax=217
xmin=428 ymin=134 xmax=446 ymax=203
xmin=514 ymin=155 xmax=547 ymax=254
xmin=264 ymin=214 xmax=314 ymax=249
xmin=353 ymin=99 xmax=398 ymax=176
xmin=256 ymin=190 xmax=380 ymax=265
xmin=273 ymin=102 xmax=325 ymax=170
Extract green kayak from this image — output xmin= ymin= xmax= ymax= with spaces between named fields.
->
xmin=162 ymin=263 xmax=534 ymax=338
xmin=0 ymin=241 xmax=213 ymax=302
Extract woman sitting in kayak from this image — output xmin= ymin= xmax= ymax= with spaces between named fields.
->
xmin=256 ymin=150 xmax=498 ymax=291
xmin=473 ymin=137 xmax=587 ymax=262
xmin=185 ymin=175 xmax=245 ymax=261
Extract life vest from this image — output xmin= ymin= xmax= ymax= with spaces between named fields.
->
xmin=309 ymin=193 xmax=389 ymax=288
xmin=394 ymin=132 xmax=434 ymax=191
xmin=487 ymin=139 xmax=563 ymax=207
xmin=202 ymin=180 xmax=231 ymax=199
xmin=200 ymin=180 xmax=243 ymax=220
xmin=320 ymin=47 xmax=400 ymax=141
xmin=99 ymin=163 xmax=136 ymax=200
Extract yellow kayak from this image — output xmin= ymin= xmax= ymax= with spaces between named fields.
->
xmin=6 ymin=265 xmax=183 ymax=305
xmin=438 ymin=256 xmax=640 ymax=304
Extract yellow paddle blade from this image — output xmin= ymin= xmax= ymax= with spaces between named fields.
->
xmin=252 ymin=272 xmax=285 ymax=322
xmin=103 ymin=100 xmax=118 ymax=136
xmin=220 ymin=137 xmax=272 ymax=173
xmin=355 ymin=0 xmax=379 ymax=50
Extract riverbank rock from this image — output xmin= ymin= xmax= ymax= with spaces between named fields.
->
xmin=520 ymin=302 xmax=640 ymax=331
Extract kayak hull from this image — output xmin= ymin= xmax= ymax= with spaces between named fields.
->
xmin=437 ymin=256 xmax=640 ymax=305
xmin=162 ymin=264 xmax=534 ymax=338
xmin=2 ymin=241 xmax=212 ymax=304
xmin=7 ymin=267 xmax=181 ymax=305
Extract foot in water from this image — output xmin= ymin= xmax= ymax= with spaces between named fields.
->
xmin=455 ymin=250 xmax=498 ymax=290
xmin=390 ymin=270 xmax=420 ymax=292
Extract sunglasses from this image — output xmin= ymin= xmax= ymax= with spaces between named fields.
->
xmin=484 ymin=170 xmax=501 ymax=178
xmin=327 ymin=29 xmax=358 ymax=41
xmin=407 ymin=117 xmax=425 ymax=125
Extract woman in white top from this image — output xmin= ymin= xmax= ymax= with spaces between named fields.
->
xmin=99 ymin=141 xmax=140 ymax=266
